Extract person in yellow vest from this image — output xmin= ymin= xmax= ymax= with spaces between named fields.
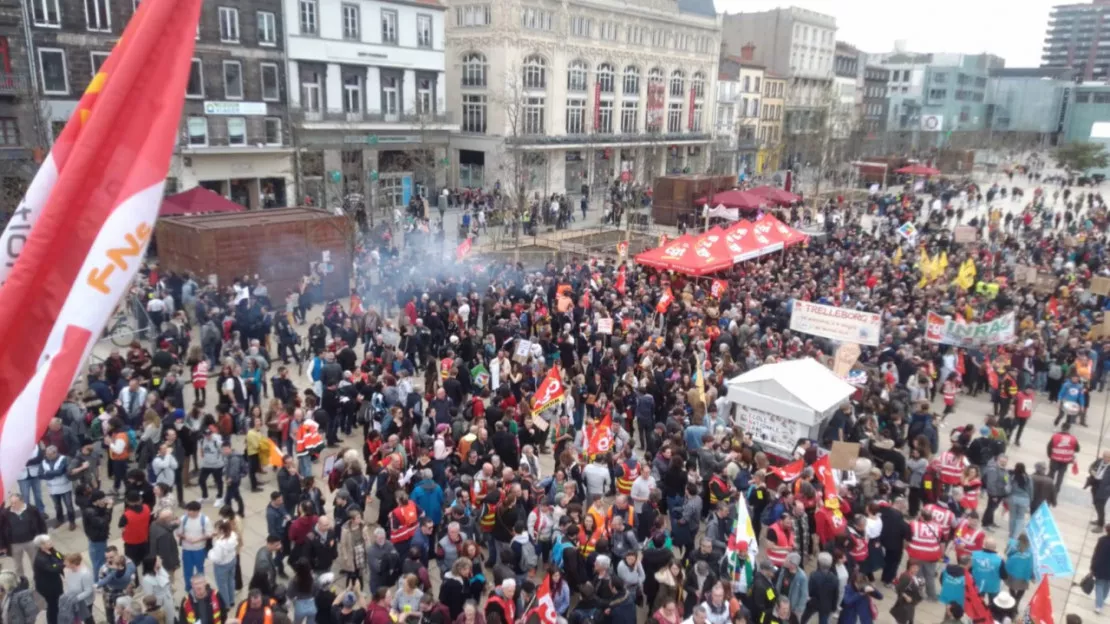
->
xmin=478 ymin=489 xmax=501 ymax=565
xmin=578 ymin=513 xmax=605 ymax=557
xmin=235 ymin=588 xmax=277 ymax=624
xmin=614 ymin=450 xmax=638 ymax=497
xmin=179 ymin=575 xmax=227 ymax=624
xmin=708 ymin=472 xmax=731 ymax=507
xmin=389 ymin=491 xmax=420 ymax=555
xmin=586 ymin=495 xmax=608 ymax=535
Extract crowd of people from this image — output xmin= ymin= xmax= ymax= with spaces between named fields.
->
xmin=1 ymin=166 xmax=1108 ymax=624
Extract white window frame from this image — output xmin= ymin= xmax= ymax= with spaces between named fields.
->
xmin=227 ymin=117 xmax=247 ymax=146
xmin=31 ymin=0 xmax=61 ymax=27
xmin=381 ymin=76 xmax=399 ymax=116
xmin=522 ymin=96 xmax=544 ymax=135
xmin=260 ymin=62 xmax=279 ymax=102
xmin=89 ymin=51 xmax=109 ymax=77
xmin=381 ymin=9 xmax=398 ymax=44
xmin=622 ymin=66 xmax=639 ymax=96
xmin=84 ymin=0 xmax=111 ymax=32
xmin=460 ymin=52 xmax=487 ymax=88
xmin=597 ymin=99 xmax=613 ymax=133
xmin=37 ymin=48 xmax=68 ymax=95
xmin=341 ymin=4 xmax=359 ymax=40
xmin=299 ymin=0 xmax=318 ymax=35
xmin=620 ymin=100 xmax=637 ymax=133
xmin=257 ymin=11 xmax=277 ymax=46
xmin=222 ymin=60 xmax=243 ymax=100
xmin=567 ymin=60 xmax=587 ymax=92
xmin=597 ymin=63 xmax=614 ymax=94
xmin=417 ymin=77 xmax=433 ymax=113
xmin=343 ymin=73 xmax=362 ymax=113
xmin=186 ymin=58 xmax=204 ymax=98
xmin=416 ymin=14 xmax=433 ymax=48
xmin=565 ymin=98 xmax=585 ymax=134
xmin=218 ymin=7 xmax=240 ymax=43
xmin=302 ymin=72 xmax=321 ymax=112
xmin=461 ymin=94 xmax=486 ymax=133
xmin=456 ymin=5 xmax=490 ymax=27
xmin=264 ymin=117 xmax=282 ymax=146
xmin=187 ymin=116 xmax=208 ymax=147
xmin=522 ymin=55 xmax=545 ymax=90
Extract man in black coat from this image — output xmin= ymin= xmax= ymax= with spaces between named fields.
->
xmin=801 ymin=552 xmax=840 ymax=624
xmin=560 ymin=528 xmax=588 ymax=593
xmin=491 ymin=421 xmax=519 ymax=470
xmin=749 ymin=561 xmax=778 ymax=624
xmin=880 ymin=498 xmax=911 ymax=584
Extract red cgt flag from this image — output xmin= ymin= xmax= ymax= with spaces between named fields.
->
xmin=526 ymin=574 xmax=559 ymax=624
xmin=587 ymin=412 xmax=614 ymax=456
xmin=615 ymin=267 xmax=626 ymax=295
xmin=812 ymin=454 xmax=837 ymax=496
xmin=710 ymin=279 xmax=728 ymax=299
xmin=0 ymin=0 xmax=200 ymax=498
xmin=532 ymin=366 xmax=566 ymax=413
xmin=456 ymin=237 xmax=472 ymax=260
xmin=770 ymin=459 xmax=805 ymax=483
xmin=1027 ymin=577 xmax=1054 ymax=624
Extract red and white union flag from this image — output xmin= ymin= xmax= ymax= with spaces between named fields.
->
xmin=0 ymin=0 xmax=201 ymax=498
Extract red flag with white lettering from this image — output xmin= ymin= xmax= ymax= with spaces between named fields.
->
xmin=656 ymin=287 xmax=674 ymax=313
xmin=770 ymin=459 xmax=805 ymax=483
xmin=532 ymin=366 xmax=566 ymax=413
xmin=525 ymin=574 xmax=559 ymax=624
xmin=587 ymin=412 xmax=614 ymax=456
xmin=0 ymin=0 xmax=201 ymax=497
xmin=812 ymin=454 xmax=838 ymax=496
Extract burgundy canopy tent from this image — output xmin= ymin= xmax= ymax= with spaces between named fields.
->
xmin=748 ymin=185 xmax=802 ymax=206
xmin=895 ymin=164 xmax=941 ymax=177
xmin=160 ymin=187 xmax=247 ymax=216
xmin=693 ymin=189 xmax=766 ymax=210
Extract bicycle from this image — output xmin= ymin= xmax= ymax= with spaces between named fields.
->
xmin=103 ymin=312 xmax=137 ymax=348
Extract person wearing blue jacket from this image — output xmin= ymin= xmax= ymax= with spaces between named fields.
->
xmin=1055 ymin=372 xmax=1086 ymax=426
xmin=838 ymin=572 xmax=884 ymax=624
xmin=410 ymin=469 xmax=445 ymax=528
xmin=939 ymin=557 xmax=971 ymax=608
xmin=1004 ymin=535 xmax=1035 ymax=602
xmin=970 ymin=538 xmax=1007 ymax=599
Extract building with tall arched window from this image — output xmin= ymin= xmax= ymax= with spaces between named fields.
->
xmin=445 ymin=0 xmax=721 ymax=199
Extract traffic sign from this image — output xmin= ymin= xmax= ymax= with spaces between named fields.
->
xmin=369 ymin=170 xmax=379 ymax=181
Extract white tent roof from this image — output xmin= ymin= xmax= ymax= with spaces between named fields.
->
xmin=727 ymin=358 xmax=855 ymax=415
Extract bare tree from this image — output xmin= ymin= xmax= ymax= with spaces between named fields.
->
xmin=492 ymin=62 xmax=546 ymax=244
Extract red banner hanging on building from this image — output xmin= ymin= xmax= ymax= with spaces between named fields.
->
xmin=688 ymin=86 xmax=696 ymax=130
xmin=646 ymin=82 xmax=665 ymax=131
xmin=593 ymin=81 xmax=602 ymax=132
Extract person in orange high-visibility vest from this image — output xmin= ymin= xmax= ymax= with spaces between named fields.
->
xmin=235 ymin=591 xmax=276 ymax=624
xmin=1047 ymin=422 xmax=1080 ymax=494
xmin=605 ymin=495 xmax=635 ymax=532
xmin=294 ymin=416 xmax=323 ymax=476
xmin=764 ymin=517 xmax=796 ymax=568
xmin=578 ymin=513 xmax=605 ymax=556
xmin=389 ymin=491 xmax=420 ymax=553
xmin=180 ymin=576 xmax=227 ymax=624
xmin=586 ymin=496 xmax=608 ymax=537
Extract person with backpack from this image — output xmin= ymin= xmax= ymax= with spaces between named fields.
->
xmin=174 ymin=502 xmax=213 ymax=587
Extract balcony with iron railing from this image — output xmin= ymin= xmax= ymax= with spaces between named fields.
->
xmin=0 ymin=73 xmax=29 ymax=96
xmin=290 ymin=108 xmax=454 ymax=125
xmin=505 ymin=130 xmax=712 ymax=146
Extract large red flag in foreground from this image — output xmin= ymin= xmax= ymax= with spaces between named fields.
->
xmin=524 ymin=574 xmax=559 ymax=624
xmin=587 ymin=412 xmax=615 ymax=456
xmin=1027 ymin=577 xmax=1054 ymax=624
xmin=0 ymin=0 xmax=201 ymax=498
xmin=963 ymin=573 xmax=992 ymax=624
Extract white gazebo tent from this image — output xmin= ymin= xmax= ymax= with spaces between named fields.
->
xmin=725 ymin=358 xmax=856 ymax=458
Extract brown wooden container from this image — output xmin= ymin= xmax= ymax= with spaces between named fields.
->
xmin=155 ymin=208 xmax=352 ymax=300
xmin=651 ymin=174 xmax=737 ymax=226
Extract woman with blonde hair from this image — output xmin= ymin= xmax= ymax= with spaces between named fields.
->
xmin=207 ymin=519 xmax=239 ymax=606
xmin=391 ymin=574 xmax=424 ymax=615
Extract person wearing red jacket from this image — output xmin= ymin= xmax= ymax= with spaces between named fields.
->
xmin=815 ymin=496 xmax=848 ymax=549
xmin=1012 ymin=386 xmax=1035 ymax=446
xmin=365 ymin=587 xmax=393 ymax=624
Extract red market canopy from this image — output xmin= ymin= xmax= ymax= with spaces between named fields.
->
xmin=755 ymin=213 xmax=809 ymax=247
xmin=895 ymin=164 xmax=941 ymax=176
xmin=635 ymin=232 xmax=738 ymax=276
xmin=694 ymin=189 xmax=766 ymax=210
xmin=748 ymin=185 xmax=802 ymax=206
xmin=160 ymin=187 xmax=248 ymax=216
xmin=634 ymin=234 xmax=699 ymax=272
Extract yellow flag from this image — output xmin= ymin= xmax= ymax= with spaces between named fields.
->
xmin=939 ymin=251 xmax=949 ymax=274
xmin=952 ymin=258 xmax=976 ymax=290
xmin=893 ymin=246 xmax=903 ymax=265
xmin=917 ymin=246 xmax=930 ymax=269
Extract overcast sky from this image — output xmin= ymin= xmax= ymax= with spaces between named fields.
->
xmin=716 ymin=0 xmax=1059 ymax=67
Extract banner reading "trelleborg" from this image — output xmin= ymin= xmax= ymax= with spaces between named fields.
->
xmin=925 ymin=311 xmax=1015 ymax=346
xmin=789 ymin=300 xmax=881 ymax=346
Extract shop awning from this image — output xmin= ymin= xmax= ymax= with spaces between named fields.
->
xmin=721 ymin=219 xmax=783 ymax=261
xmin=895 ymin=164 xmax=941 ymax=176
